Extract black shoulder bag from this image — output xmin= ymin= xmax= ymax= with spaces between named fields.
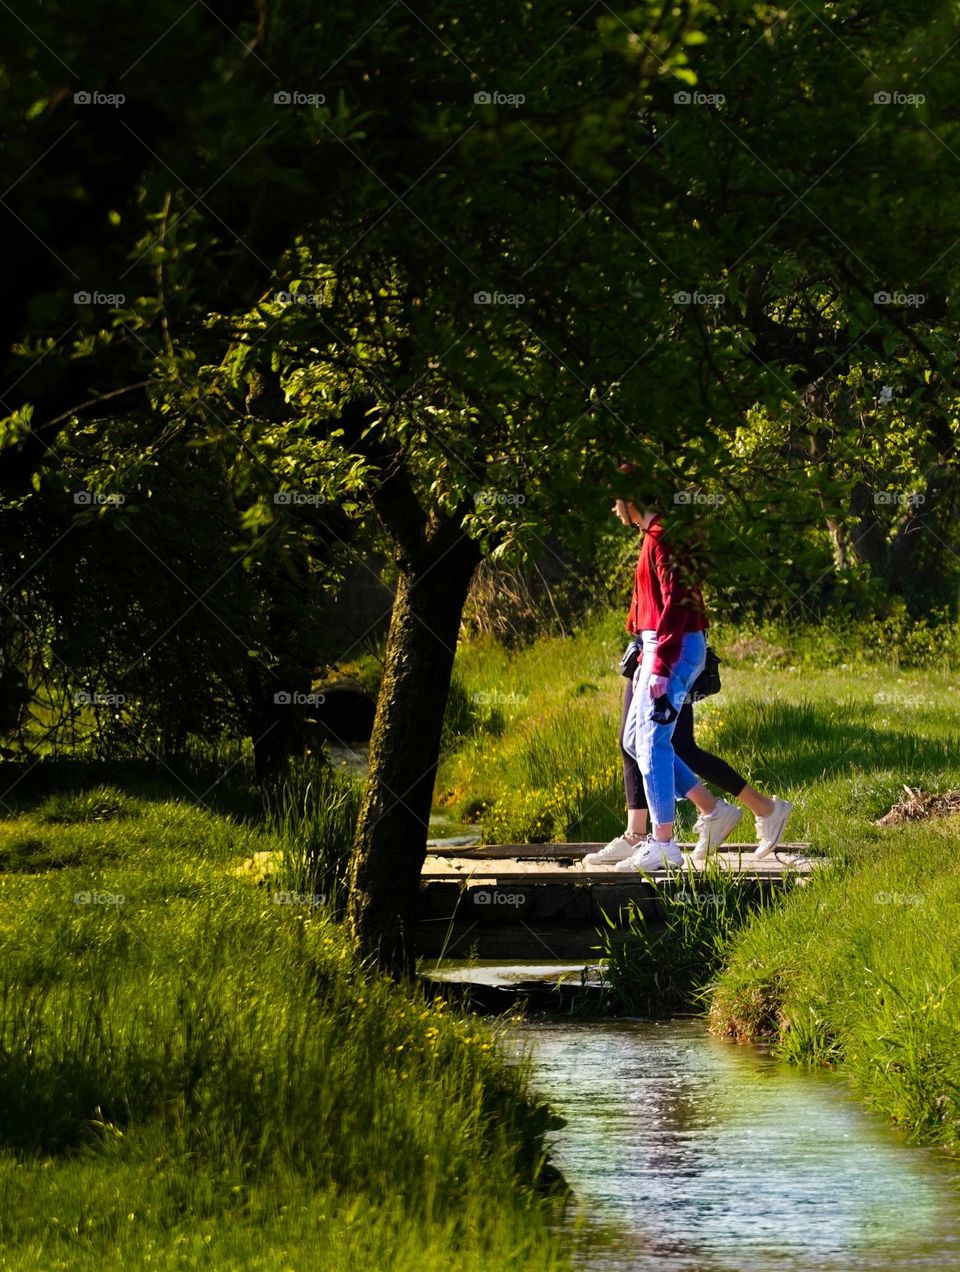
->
xmin=689 ymin=646 xmax=722 ymax=702
xmin=620 ymin=641 xmax=722 ymax=699
xmin=619 ymin=641 xmax=641 ymax=678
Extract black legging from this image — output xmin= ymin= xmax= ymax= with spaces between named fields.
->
xmin=619 ymin=674 xmax=746 ymax=811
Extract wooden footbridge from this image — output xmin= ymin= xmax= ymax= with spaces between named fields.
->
xmin=416 ymin=842 xmax=820 ymax=960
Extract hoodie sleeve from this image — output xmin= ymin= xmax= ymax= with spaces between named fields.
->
xmin=651 ymin=537 xmax=698 ymax=679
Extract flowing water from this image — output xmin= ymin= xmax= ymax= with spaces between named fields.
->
xmin=510 ymin=1016 xmax=960 ymax=1270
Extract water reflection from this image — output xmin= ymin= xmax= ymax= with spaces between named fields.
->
xmin=516 ymin=1019 xmax=960 ymax=1271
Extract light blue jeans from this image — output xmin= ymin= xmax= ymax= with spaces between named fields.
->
xmin=622 ymin=629 xmax=707 ymax=829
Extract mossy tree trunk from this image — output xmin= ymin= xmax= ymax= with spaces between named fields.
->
xmin=347 ymin=462 xmax=480 ymax=974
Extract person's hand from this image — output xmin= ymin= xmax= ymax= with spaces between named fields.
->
xmin=648 ymin=674 xmax=670 ymax=700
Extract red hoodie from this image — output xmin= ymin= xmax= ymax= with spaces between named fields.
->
xmin=626 ymin=515 xmax=708 ymax=678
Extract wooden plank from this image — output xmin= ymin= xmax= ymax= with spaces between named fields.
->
xmin=420 ymin=870 xmax=815 ymax=883
xmin=420 ymin=855 xmax=824 ymax=882
xmin=426 ymin=841 xmax=811 ymax=859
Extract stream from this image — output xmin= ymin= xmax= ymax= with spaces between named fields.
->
xmin=422 ymin=849 xmax=960 ymax=1269
xmin=496 ymin=994 xmax=960 ymax=1269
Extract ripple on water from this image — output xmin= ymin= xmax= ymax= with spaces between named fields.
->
xmin=513 ymin=1017 xmax=960 ymax=1272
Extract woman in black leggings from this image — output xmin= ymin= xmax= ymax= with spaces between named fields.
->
xmin=610 ymin=670 xmax=782 ymax=864
xmin=620 ymin=688 xmax=745 ymax=811
xmin=584 ymin=464 xmax=792 ymax=868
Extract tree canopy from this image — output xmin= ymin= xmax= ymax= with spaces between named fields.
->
xmin=3 ymin=0 xmax=960 ymax=962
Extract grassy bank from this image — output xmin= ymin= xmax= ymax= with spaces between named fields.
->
xmin=709 ymin=815 xmax=960 ymax=1148
xmin=0 ymin=784 xmax=571 ymax=1270
xmin=440 ymin=614 xmax=960 ymax=1145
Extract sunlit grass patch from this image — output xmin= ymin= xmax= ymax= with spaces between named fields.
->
xmin=0 ymin=794 xmax=570 ymax=1270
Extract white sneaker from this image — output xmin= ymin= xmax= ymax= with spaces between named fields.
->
xmin=613 ymin=838 xmax=685 ymax=873
xmin=754 ymin=798 xmax=793 ymax=859
xmin=690 ymin=798 xmax=743 ymax=866
xmin=582 ymin=834 xmax=646 ymax=868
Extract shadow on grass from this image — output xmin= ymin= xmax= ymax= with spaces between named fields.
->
xmin=0 ymin=758 xmax=264 ymax=825
xmin=709 ymin=698 xmax=960 ymax=810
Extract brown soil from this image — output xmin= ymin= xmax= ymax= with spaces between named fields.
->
xmin=875 ymin=786 xmax=960 ymax=826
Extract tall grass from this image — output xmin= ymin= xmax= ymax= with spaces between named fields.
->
xmin=263 ymin=755 xmax=362 ymax=918
xmin=601 ymin=858 xmax=798 ymax=1015
xmin=0 ymin=794 xmax=571 ymax=1270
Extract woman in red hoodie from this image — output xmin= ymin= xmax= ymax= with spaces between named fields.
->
xmin=587 ymin=463 xmax=791 ymax=872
